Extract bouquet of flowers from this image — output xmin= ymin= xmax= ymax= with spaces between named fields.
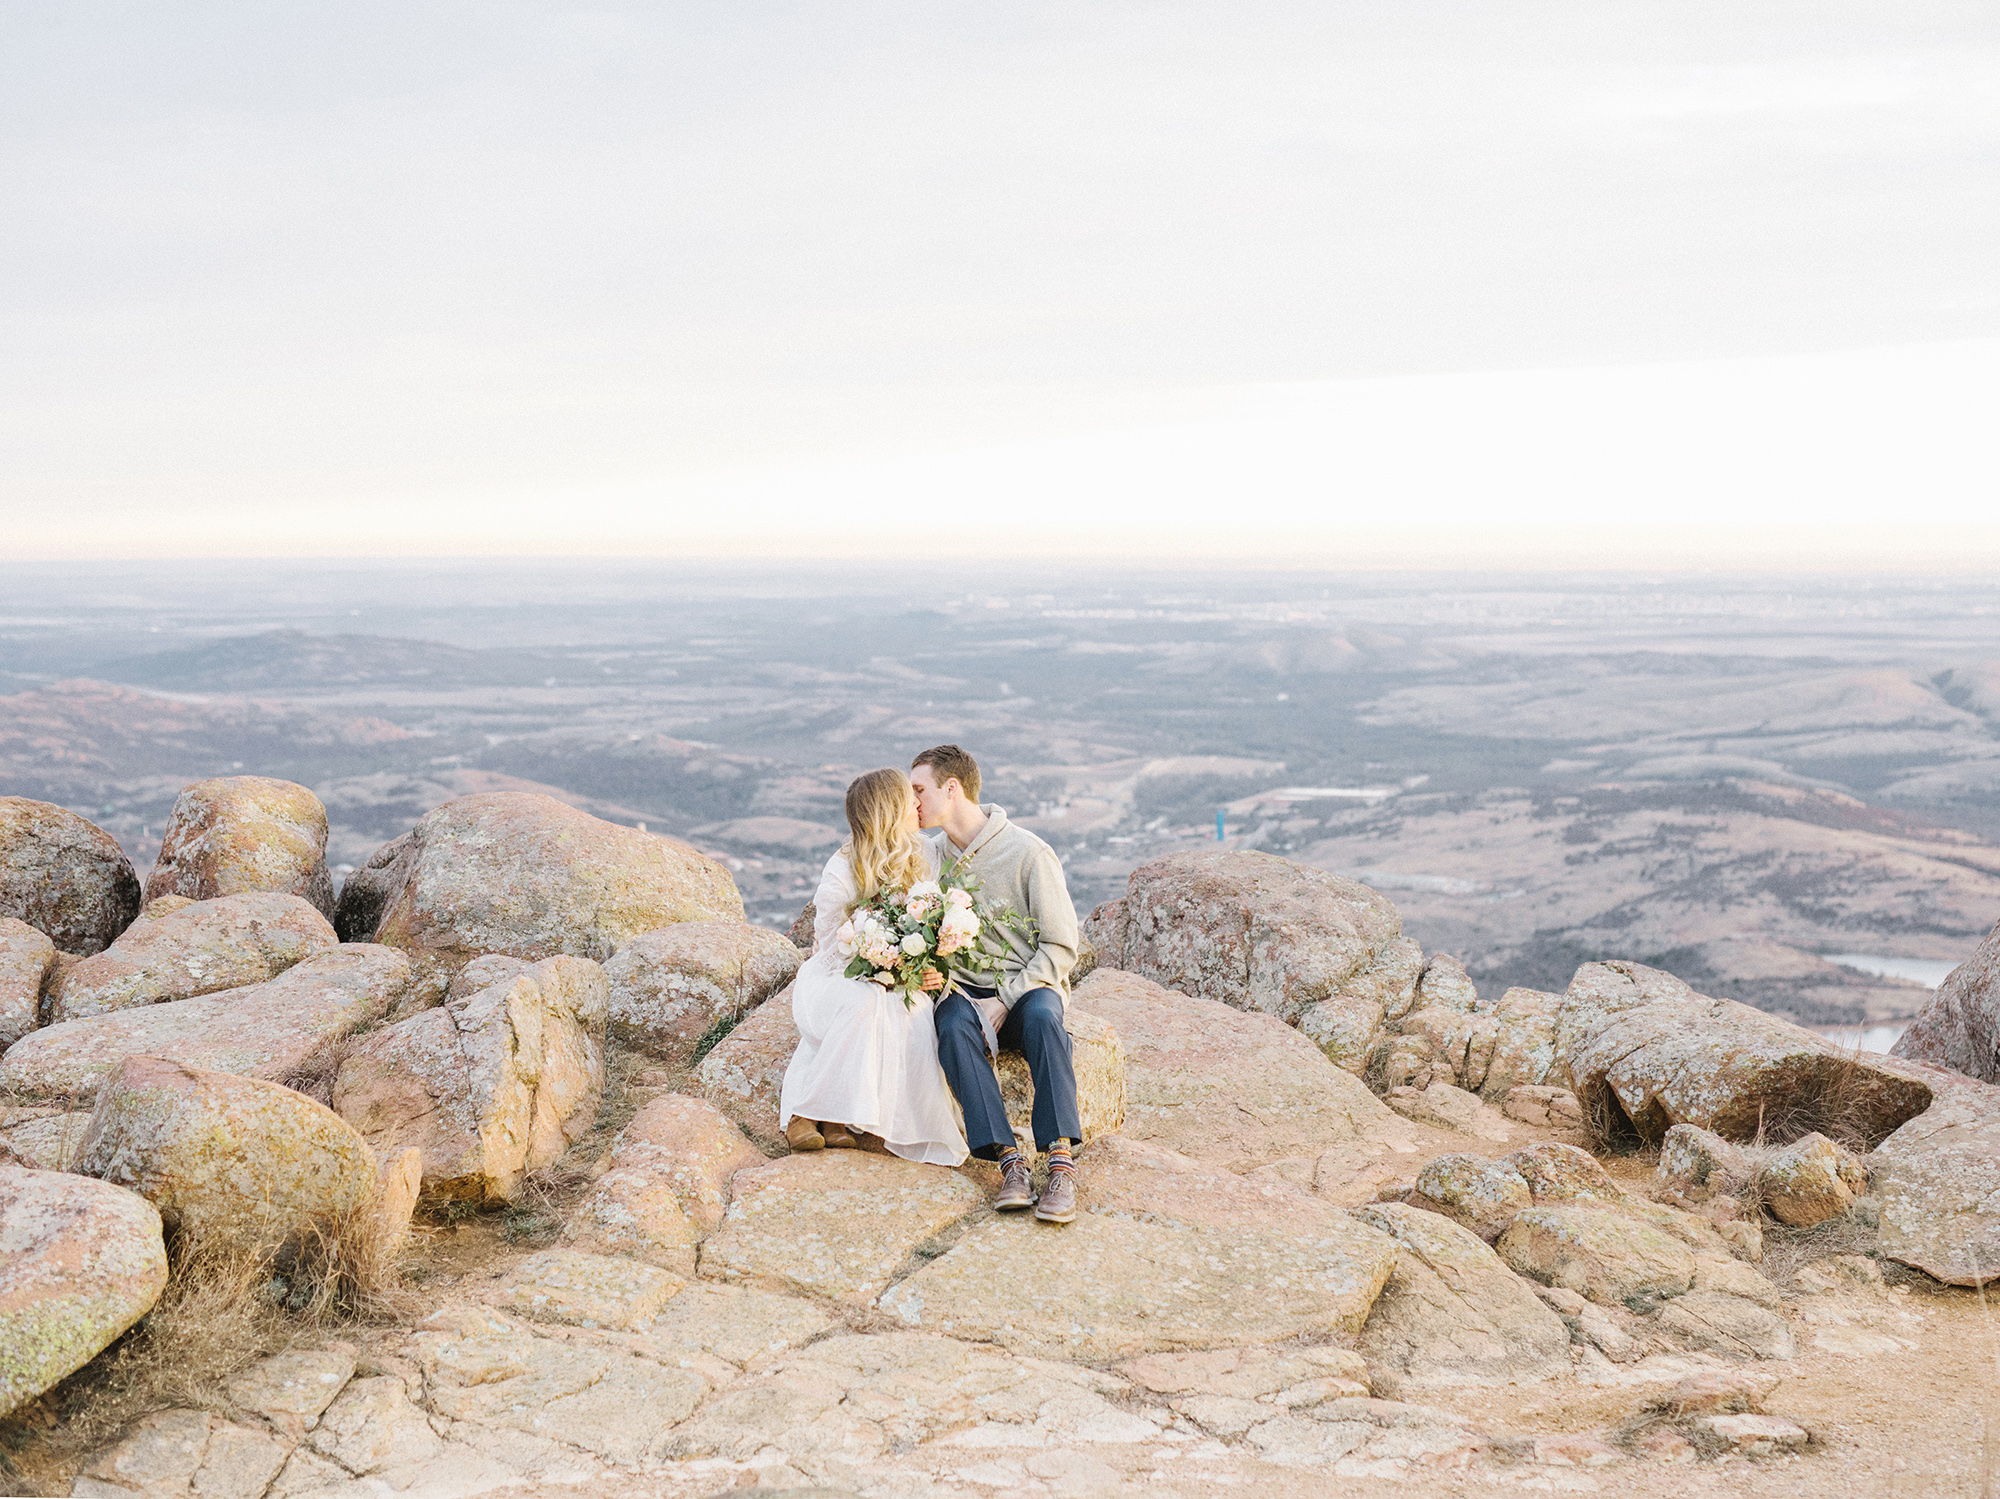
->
xmin=833 ymin=869 xmax=1024 ymax=1007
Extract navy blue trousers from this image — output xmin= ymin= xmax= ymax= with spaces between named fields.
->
xmin=936 ymin=986 xmax=1081 ymax=1158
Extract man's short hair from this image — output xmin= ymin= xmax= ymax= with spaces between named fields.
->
xmin=911 ymin=744 xmax=980 ymax=803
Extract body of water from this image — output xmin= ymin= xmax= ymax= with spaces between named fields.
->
xmin=1823 ymin=953 xmax=1961 ymax=988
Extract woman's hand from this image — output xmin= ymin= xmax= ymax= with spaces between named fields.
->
xmin=919 ymin=966 xmax=945 ymax=993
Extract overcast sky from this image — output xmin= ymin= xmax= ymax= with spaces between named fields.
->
xmin=4 ymin=2 xmax=1997 ymax=564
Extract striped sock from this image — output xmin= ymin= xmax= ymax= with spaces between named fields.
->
xmin=1046 ymin=1142 xmax=1074 ymax=1177
xmin=998 ymin=1145 xmax=1027 ymax=1171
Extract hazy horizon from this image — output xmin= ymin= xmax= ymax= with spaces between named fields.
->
xmin=6 ymin=2 xmax=1998 ymax=566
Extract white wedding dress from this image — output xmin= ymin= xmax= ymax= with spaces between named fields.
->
xmin=778 ymin=838 xmax=970 ymax=1167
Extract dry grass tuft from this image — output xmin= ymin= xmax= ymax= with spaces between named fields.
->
xmin=8 ymin=1201 xmax=418 ymax=1474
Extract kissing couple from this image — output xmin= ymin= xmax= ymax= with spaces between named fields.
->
xmin=776 ymin=744 xmax=1084 ymax=1224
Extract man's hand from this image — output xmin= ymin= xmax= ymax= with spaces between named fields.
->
xmin=919 ymin=966 xmax=945 ymax=993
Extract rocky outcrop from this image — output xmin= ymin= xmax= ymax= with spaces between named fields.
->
xmin=0 ymin=797 xmax=141 ymax=955
xmin=1351 ymin=1202 xmax=1572 ymax=1390
xmin=562 ymin=1094 xmax=765 ymax=1272
xmin=50 ymin=892 xmax=337 ymax=1022
xmin=0 ymin=945 xmax=410 ymax=1103
xmin=1086 ymin=851 xmax=1408 ymax=1029
xmin=1497 ymin=1205 xmax=1696 ymax=1305
xmin=879 ymin=1136 xmax=1401 ymax=1361
xmin=1654 ymin=1122 xmax=1752 ymax=1206
xmin=332 ymin=953 xmax=608 ymax=1203
xmin=689 ymin=986 xmax=798 ymax=1152
xmin=1893 ymin=915 xmax=2000 ymax=1081
xmin=1874 ymin=1065 xmax=2000 ymax=1285
xmin=496 ymin=1248 xmax=687 ymax=1330
xmin=1558 ymin=960 xmax=1932 ymax=1147
xmin=997 ymin=1008 xmax=1126 ymax=1151
xmin=603 ymin=921 xmax=802 ymax=1080
xmin=1300 ymin=937 xmax=1424 ymax=1073
xmin=1758 ymin=1132 xmax=1860 ymax=1226
xmin=703 ymin=1150 xmax=982 ymax=1303
xmin=75 ymin=1058 xmax=378 ymax=1258
xmin=1071 ymin=968 xmax=1415 ymax=1181
xmin=337 ymin=792 xmax=743 ymax=1008
xmin=144 ymin=776 xmax=337 ymax=921
xmin=1366 ymin=970 xmax=1560 ymax=1102
xmin=694 ymin=983 xmax=1128 ymax=1155
xmin=75 ymin=1347 xmax=359 ymax=1496
xmin=1 ymin=1164 xmax=168 ymax=1415
xmin=1409 ymin=1153 xmax=1531 ymax=1242
xmin=0 ymin=917 xmax=55 ymax=1049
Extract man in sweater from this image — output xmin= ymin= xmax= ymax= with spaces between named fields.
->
xmin=910 ymin=744 xmax=1083 ymax=1223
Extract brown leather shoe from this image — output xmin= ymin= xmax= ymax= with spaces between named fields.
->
xmin=785 ymin=1117 xmax=825 ymax=1152
xmin=1035 ymin=1167 xmax=1077 ymax=1224
xmin=854 ymin=1130 xmax=890 ymax=1154
xmin=994 ymin=1153 xmax=1036 ymax=1211
xmin=822 ymin=1123 xmax=858 ymax=1150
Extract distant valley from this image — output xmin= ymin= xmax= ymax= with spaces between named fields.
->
xmin=4 ymin=561 xmax=1997 ymax=1028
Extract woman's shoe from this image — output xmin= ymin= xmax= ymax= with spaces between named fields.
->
xmin=822 ymin=1123 xmax=858 ymax=1149
xmin=786 ymin=1117 xmax=826 ymax=1152
xmin=854 ymin=1130 xmax=889 ymax=1154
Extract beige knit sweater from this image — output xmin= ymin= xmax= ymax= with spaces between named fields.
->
xmin=941 ymin=804 xmax=1079 ymax=1010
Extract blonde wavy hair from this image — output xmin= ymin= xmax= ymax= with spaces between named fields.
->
xmin=843 ymin=767 xmax=931 ymax=913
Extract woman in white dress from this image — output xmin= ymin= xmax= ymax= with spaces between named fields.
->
xmin=778 ymin=768 xmax=970 ymax=1167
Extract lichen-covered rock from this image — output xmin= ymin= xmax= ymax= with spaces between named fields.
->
xmin=1657 ymin=1289 xmax=1797 ymax=1360
xmin=332 ymin=953 xmax=607 ymax=1204
xmin=1385 ymin=1081 xmax=1510 ymax=1140
xmin=1409 ymin=1153 xmax=1531 ymax=1242
xmin=997 ymin=1008 xmax=1125 ymax=1151
xmin=1501 ymin=1084 xmax=1583 ymax=1129
xmin=1496 ymin=1204 xmax=1696 ymax=1305
xmin=1893 ymin=914 xmax=2000 ymax=1081
xmin=689 ymin=985 xmax=798 ymax=1152
xmin=1757 ymin=1132 xmax=1855 ymax=1227
xmin=71 ymin=1407 xmax=293 ymax=1498
xmin=1558 ymin=960 xmax=1931 ymax=1148
xmin=0 ymin=797 xmax=141 ymax=955
xmin=604 ymin=921 xmax=803 ymax=1081
xmin=702 ymin=1149 xmax=982 ymax=1303
xmin=338 ymin=792 xmax=742 ymax=1009
xmin=0 ymin=917 xmax=54 ymax=1049
xmin=662 ymin=1330 xmax=1151 ymax=1466
xmin=1873 ymin=1066 xmax=2000 ymax=1284
xmin=878 ymin=1136 xmax=1401 ymax=1361
xmin=1072 ymin=968 xmax=1415 ymax=1173
xmin=1655 ymin=1123 xmax=1751 ymax=1204
xmin=1503 ymin=1141 xmax=1623 ymax=1204
xmin=784 ymin=897 xmax=816 ymax=950
xmin=0 ymin=945 xmax=410 ymax=1103
xmin=410 ymin=1312 xmax=709 ymax=1466
xmin=74 ymin=1057 xmax=377 ymax=1257
xmin=1479 ymin=987 xmax=1561 ymax=1100
xmin=1352 ymin=1201 xmax=1572 ymax=1390
xmin=563 ymin=1094 xmax=765 ymax=1271
xmin=0 ymin=1164 xmax=167 ymax=1416
xmin=145 ymin=776 xmax=336 ymax=921
xmin=495 ymin=1248 xmax=687 ymax=1330
xmin=1090 ymin=850 xmax=1405 ymax=1024
xmin=1299 ymin=936 xmax=1423 ymax=1073
xmin=51 ymin=892 xmax=337 ymax=1023
xmin=1119 ymin=1344 xmax=1369 ymax=1401
xmin=1 ymin=1111 xmax=92 ymax=1171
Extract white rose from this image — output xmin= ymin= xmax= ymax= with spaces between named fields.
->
xmin=909 ymin=880 xmax=941 ymax=901
xmin=900 ymin=932 xmax=928 ymax=956
xmin=940 ymin=907 xmax=980 ymax=938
